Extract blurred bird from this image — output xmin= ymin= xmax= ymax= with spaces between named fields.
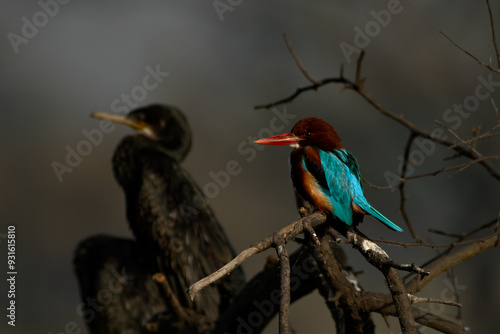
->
xmin=74 ymin=235 xmax=168 ymax=334
xmin=91 ymin=105 xmax=245 ymax=326
xmin=254 ymin=117 xmax=402 ymax=232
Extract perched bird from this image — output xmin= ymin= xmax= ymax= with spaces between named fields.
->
xmin=73 ymin=235 xmax=168 ymax=334
xmin=254 ymin=117 xmax=402 ymax=232
xmin=91 ymin=105 xmax=245 ymax=326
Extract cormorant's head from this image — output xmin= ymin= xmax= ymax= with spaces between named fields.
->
xmin=92 ymin=104 xmax=192 ymax=161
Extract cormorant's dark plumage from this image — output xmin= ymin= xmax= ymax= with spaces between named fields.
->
xmin=73 ymin=235 xmax=168 ymax=334
xmin=91 ymin=105 xmax=245 ymax=325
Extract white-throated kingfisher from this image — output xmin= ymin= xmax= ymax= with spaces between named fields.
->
xmin=255 ymin=117 xmax=403 ymax=232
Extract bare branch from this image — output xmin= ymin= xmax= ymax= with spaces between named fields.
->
xmin=188 ymin=213 xmax=326 ymax=299
xmin=344 ymin=231 xmax=428 ymax=276
xmin=384 ymin=267 xmax=416 ymax=333
xmin=273 ymin=234 xmax=291 ymax=334
xmin=406 ymin=233 xmax=500 ymax=295
xmin=346 ymin=232 xmax=428 ymax=333
xmin=309 ymin=233 xmax=375 ymax=333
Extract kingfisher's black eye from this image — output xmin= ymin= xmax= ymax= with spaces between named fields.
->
xmin=305 ymin=132 xmax=311 ymax=137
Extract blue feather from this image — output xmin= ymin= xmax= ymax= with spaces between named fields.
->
xmin=359 ymin=204 xmax=403 ymax=232
xmin=304 ymin=149 xmax=402 ymax=232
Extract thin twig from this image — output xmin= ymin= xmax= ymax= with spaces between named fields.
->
xmin=373 ymin=237 xmax=483 ymax=248
xmin=448 ymin=128 xmax=500 ymax=149
xmin=283 ymin=32 xmax=321 ymax=85
xmin=436 ymin=120 xmax=483 ymax=158
xmin=428 ymin=229 xmax=463 ymax=238
xmin=366 ymin=154 xmax=500 ymax=190
xmin=495 ymin=212 xmax=500 ymax=247
xmin=447 ymin=266 xmax=464 ymax=327
xmin=303 ymin=220 xmax=321 ymax=246
xmin=439 ymin=30 xmax=500 ymax=73
xmin=354 ymin=50 xmax=366 ymax=87
xmin=408 ymin=294 xmax=462 ymax=307
xmin=492 ymin=98 xmax=500 ymax=123
xmin=399 ymin=133 xmax=420 ymax=241
xmin=486 ymin=0 xmax=500 ymax=68
xmin=254 ymin=77 xmax=345 ymax=109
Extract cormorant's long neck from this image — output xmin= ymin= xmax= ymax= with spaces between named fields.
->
xmin=112 ymin=134 xmax=182 ymax=242
xmin=159 ymin=120 xmax=192 ymax=162
xmin=159 ymin=135 xmax=191 ymax=163
xmin=112 ymin=135 xmax=144 ymax=191
xmin=112 ymin=134 xmax=186 ymax=189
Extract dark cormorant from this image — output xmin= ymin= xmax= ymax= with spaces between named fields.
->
xmin=91 ymin=105 xmax=245 ymax=327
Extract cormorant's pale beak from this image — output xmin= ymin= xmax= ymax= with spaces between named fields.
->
xmin=91 ymin=111 xmax=147 ymax=131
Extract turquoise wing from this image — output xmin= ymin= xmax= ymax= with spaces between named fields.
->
xmin=330 ymin=150 xmax=403 ymax=232
xmin=309 ymin=149 xmax=402 ymax=231
xmin=302 ymin=149 xmax=355 ymax=225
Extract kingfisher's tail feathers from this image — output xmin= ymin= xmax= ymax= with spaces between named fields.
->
xmin=363 ymin=205 xmax=403 ymax=232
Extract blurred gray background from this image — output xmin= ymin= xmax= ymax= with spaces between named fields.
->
xmin=1 ymin=1 xmax=499 ymax=333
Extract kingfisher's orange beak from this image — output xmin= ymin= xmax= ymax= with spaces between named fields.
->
xmin=254 ymin=133 xmax=302 ymax=146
